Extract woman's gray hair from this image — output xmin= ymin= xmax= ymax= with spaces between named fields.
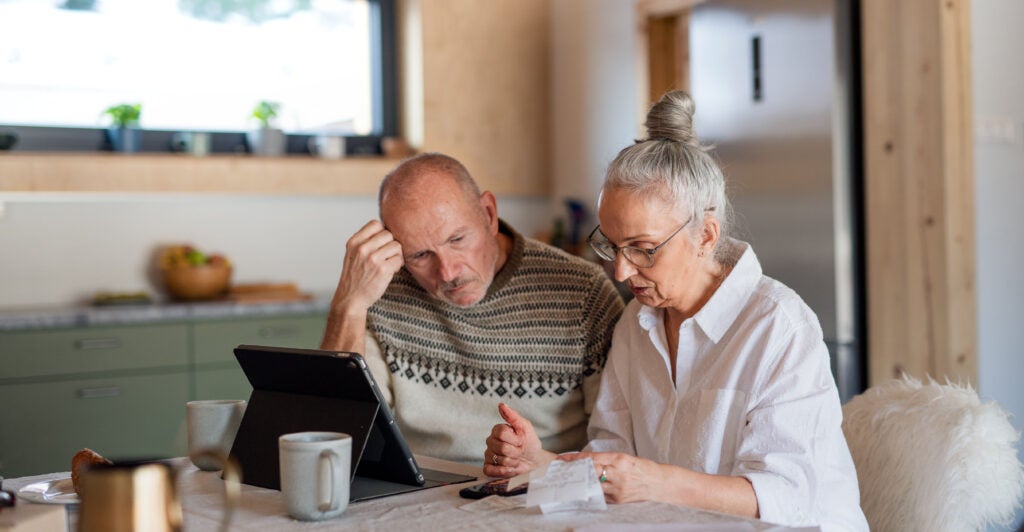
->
xmin=602 ymin=90 xmax=732 ymax=255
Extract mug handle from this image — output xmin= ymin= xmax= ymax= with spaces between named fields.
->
xmin=189 ymin=450 xmax=241 ymax=532
xmin=318 ymin=449 xmax=341 ymax=512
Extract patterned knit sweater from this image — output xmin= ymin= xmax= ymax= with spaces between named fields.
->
xmin=363 ymin=220 xmax=624 ymax=464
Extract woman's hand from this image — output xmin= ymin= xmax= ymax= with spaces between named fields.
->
xmin=483 ymin=403 xmax=554 ymax=477
xmin=558 ymin=451 xmax=667 ymax=504
xmin=559 ymin=452 xmax=758 ymax=517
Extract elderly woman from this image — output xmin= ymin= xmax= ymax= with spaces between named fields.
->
xmin=484 ymin=91 xmax=867 ymax=531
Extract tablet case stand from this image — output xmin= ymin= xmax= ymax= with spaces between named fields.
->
xmin=229 ymin=388 xmax=380 ymax=491
xmin=227 ymin=345 xmax=476 ymax=501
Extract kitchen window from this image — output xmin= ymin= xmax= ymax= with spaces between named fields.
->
xmin=0 ymin=0 xmax=396 ymax=154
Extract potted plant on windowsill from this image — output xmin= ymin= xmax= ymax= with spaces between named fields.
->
xmin=247 ymin=100 xmax=286 ymax=157
xmin=102 ymin=103 xmax=142 ymax=153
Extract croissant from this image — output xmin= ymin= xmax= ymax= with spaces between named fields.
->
xmin=71 ymin=448 xmax=112 ymax=495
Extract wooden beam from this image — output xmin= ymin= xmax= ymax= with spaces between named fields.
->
xmin=646 ymin=12 xmax=690 ymax=104
xmin=0 ymin=153 xmax=545 ymax=196
xmin=637 ymin=0 xmax=698 ymax=126
xmin=861 ymin=0 xmax=976 ymax=385
xmin=417 ymin=0 xmax=550 ymax=196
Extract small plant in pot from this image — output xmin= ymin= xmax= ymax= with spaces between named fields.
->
xmin=102 ymin=103 xmax=142 ymax=153
xmin=247 ymin=100 xmax=286 ymax=157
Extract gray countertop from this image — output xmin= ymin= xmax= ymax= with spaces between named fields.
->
xmin=0 ymin=295 xmax=332 ymax=331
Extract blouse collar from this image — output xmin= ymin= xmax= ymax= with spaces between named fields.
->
xmin=637 ymin=238 xmax=762 ymax=343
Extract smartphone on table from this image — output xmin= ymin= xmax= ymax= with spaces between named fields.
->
xmin=458 ymin=478 xmax=528 ymax=499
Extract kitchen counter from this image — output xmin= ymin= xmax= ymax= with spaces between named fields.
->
xmin=0 ymin=295 xmax=332 ymax=331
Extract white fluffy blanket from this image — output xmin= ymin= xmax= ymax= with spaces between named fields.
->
xmin=842 ymin=375 xmax=1024 ymax=532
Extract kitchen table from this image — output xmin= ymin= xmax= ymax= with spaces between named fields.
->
xmin=3 ymin=455 xmax=801 ymax=531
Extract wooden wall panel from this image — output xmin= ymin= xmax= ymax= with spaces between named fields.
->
xmin=417 ymin=0 xmax=550 ymax=197
xmin=646 ymin=12 xmax=690 ymax=102
xmin=861 ymin=0 xmax=975 ymax=385
xmin=0 ymin=154 xmax=396 ymax=195
xmin=636 ymin=0 xmax=702 ymax=120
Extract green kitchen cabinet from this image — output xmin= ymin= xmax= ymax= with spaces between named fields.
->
xmin=0 ymin=372 xmax=189 ymax=478
xmin=191 ymin=314 xmax=327 ymax=365
xmin=194 ymin=367 xmax=252 ymax=401
xmin=0 ymin=323 xmax=189 ymax=380
xmin=194 ymin=366 xmax=252 ymax=403
xmin=190 ymin=314 xmax=326 ymax=400
xmin=0 ymin=310 xmax=327 ymax=478
xmin=0 ymin=323 xmax=191 ymax=477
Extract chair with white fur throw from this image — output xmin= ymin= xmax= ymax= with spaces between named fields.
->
xmin=842 ymin=375 xmax=1024 ymax=532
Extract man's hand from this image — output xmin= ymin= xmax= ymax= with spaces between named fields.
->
xmin=483 ymin=403 xmax=554 ymax=477
xmin=321 ymin=220 xmax=404 ymax=352
xmin=334 ymin=220 xmax=404 ymax=314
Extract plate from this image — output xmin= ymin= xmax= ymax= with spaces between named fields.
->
xmin=17 ymin=477 xmax=79 ymax=505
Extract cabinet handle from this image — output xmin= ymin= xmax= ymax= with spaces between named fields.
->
xmin=258 ymin=326 xmax=298 ymax=339
xmin=77 ymin=386 xmax=121 ymax=399
xmin=74 ymin=337 xmax=122 ymax=350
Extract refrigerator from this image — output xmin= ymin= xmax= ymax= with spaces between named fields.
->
xmin=688 ymin=0 xmax=864 ymax=402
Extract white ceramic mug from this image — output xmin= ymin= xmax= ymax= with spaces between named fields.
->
xmin=186 ymin=399 xmax=246 ymax=471
xmin=279 ymin=431 xmax=351 ymax=521
xmin=308 ymin=135 xmax=345 ymax=159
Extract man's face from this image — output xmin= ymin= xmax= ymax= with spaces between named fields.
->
xmin=381 ymin=176 xmax=501 ymax=307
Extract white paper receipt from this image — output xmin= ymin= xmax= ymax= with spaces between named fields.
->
xmin=524 ymin=457 xmax=607 ymax=514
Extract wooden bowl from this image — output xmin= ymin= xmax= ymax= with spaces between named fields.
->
xmin=162 ymin=264 xmax=232 ymax=301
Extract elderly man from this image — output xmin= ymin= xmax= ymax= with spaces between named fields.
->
xmin=321 ymin=152 xmax=623 ymax=464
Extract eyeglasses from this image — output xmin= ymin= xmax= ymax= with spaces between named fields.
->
xmin=587 ymin=216 xmax=691 ymax=269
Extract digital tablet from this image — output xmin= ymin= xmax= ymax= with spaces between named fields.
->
xmin=229 ymin=344 xmax=475 ymax=501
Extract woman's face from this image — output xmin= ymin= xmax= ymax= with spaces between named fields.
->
xmin=596 ymin=187 xmax=703 ymax=311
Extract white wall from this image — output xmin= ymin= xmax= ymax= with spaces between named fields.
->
xmin=0 ymin=193 xmax=550 ymax=309
xmin=973 ymin=1 xmax=1024 ymax=530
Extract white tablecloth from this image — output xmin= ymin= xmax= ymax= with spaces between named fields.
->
xmin=4 ymin=456 xmax=793 ymax=531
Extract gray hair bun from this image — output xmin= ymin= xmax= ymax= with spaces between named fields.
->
xmin=644 ymin=90 xmax=699 ymax=147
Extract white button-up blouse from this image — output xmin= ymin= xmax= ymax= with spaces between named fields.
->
xmin=585 ymin=239 xmax=868 ymax=532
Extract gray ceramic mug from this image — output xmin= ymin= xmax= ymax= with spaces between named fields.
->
xmin=186 ymin=399 xmax=246 ymax=471
xmin=279 ymin=431 xmax=351 ymax=521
